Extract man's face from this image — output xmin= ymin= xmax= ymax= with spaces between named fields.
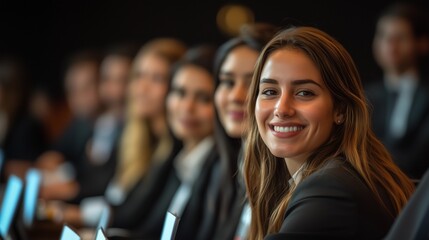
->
xmin=373 ymin=17 xmax=418 ymax=74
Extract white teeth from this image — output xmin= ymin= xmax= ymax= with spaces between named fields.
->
xmin=273 ymin=126 xmax=304 ymax=133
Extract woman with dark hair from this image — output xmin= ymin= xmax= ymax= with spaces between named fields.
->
xmin=244 ymin=26 xmax=414 ymax=240
xmin=196 ymin=23 xmax=277 ymax=240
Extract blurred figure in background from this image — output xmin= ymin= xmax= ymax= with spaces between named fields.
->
xmin=109 ymin=38 xmax=186 ymax=206
xmin=36 ymin=50 xmax=101 ymax=182
xmin=64 ymin=51 xmax=101 ymax=120
xmin=108 ymin=38 xmax=187 ymax=231
xmin=367 ymin=2 xmax=429 ymax=180
xmin=197 ymin=23 xmax=277 ymax=240
xmin=0 ymin=56 xmax=47 ymax=179
xmin=130 ymin=44 xmax=217 ymax=240
xmin=41 ymin=39 xmax=187 ymax=228
xmin=29 ymin=83 xmax=71 ymax=145
xmin=37 ymin=45 xmax=135 ymax=204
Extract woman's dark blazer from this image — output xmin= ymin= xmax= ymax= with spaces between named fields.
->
xmin=265 ymin=159 xmax=395 ymax=240
xmin=110 ymin=139 xmax=182 ymax=229
xmin=111 ymin=142 xmax=219 ymax=240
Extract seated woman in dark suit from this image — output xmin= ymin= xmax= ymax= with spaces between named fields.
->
xmin=243 ymin=26 xmax=415 ymax=240
xmin=196 ymin=23 xmax=277 ymax=240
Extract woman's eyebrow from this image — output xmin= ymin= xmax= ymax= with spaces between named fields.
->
xmin=291 ymin=79 xmax=322 ymax=88
xmin=219 ymin=71 xmax=234 ymax=77
xmin=260 ymin=78 xmax=278 ymax=84
xmin=260 ymin=78 xmax=322 ymax=89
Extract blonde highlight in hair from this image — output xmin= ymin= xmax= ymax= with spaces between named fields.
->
xmin=244 ymin=27 xmax=414 ymax=240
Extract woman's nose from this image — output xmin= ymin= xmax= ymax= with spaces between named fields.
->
xmin=274 ymin=93 xmax=295 ymax=118
xmin=228 ymin=81 xmax=246 ymax=104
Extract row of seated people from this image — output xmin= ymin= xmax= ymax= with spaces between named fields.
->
xmin=1 ymin=164 xmax=428 ymax=239
xmin=0 ymin=2 xmax=428 ymax=239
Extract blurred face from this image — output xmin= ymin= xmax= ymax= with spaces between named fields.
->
xmin=256 ymin=48 xmax=338 ymax=163
xmin=215 ymin=46 xmax=259 ymax=138
xmin=99 ymin=55 xmax=131 ymax=110
xmin=373 ymin=17 xmax=418 ymax=74
xmin=65 ymin=62 xmax=99 ymax=118
xmin=128 ymin=53 xmax=170 ymax=119
xmin=167 ymin=65 xmax=215 ymax=145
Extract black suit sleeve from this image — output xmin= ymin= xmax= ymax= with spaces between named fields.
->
xmin=4 ymin=115 xmax=46 ymax=161
xmin=270 ymin=171 xmax=357 ymax=240
xmin=265 ymin=162 xmax=393 ymax=240
xmin=384 ymin=169 xmax=429 ymax=240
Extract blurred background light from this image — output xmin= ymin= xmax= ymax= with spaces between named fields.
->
xmin=216 ymin=4 xmax=255 ymax=37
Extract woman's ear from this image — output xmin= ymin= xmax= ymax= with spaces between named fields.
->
xmin=335 ymin=113 xmax=344 ymax=125
xmin=334 ymin=105 xmax=345 ymax=125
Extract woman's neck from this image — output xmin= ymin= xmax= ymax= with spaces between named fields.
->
xmin=284 ymin=154 xmax=309 ymax=176
xmin=150 ymin=114 xmax=167 ymax=138
xmin=183 ymin=139 xmax=200 ymax=153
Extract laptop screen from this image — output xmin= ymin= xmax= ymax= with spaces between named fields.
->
xmin=23 ymin=169 xmax=42 ymax=228
xmin=0 ymin=175 xmax=24 ymax=238
xmin=95 ymin=227 xmax=108 ymax=240
xmin=160 ymin=211 xmax=180 ymax=240
xmin=96 ymin=206 xmax=110 ymax=231
xmin=60 ymin=225 xmax=81 ymax=240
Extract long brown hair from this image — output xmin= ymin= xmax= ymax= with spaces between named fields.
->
xmin=243 ymin=26 xmax=414 ymax=240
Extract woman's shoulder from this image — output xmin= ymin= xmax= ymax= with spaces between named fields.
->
xmin=295 ymin=159 xmax=368 ymax=198
xmin=278 ymin=159 xmax=394 ymax=239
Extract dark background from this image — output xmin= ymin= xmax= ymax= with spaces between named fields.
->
xmin=1 ymin=0 xmax=428 ymax=99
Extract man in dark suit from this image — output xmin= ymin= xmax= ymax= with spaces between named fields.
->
xmin=366 ymin=2 xmax=429 ymax=180
xmin=385 ymin=169 xmax=429 ymax=240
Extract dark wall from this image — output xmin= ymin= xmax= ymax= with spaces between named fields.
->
xmin=1 ymin=0 xmax=428 ymax=98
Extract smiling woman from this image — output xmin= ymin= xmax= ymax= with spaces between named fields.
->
xmin=244 ymin=26 xmax=415 ymax=240
xmin=256 ymin=49 xmax=338 ymax=169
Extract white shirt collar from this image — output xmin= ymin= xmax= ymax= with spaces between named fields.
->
xmin=288 ymin=163 xmax=306 ymax=187
xmin=384 ymin=73 xmax=419 ymax=92
xmin=174 ymin=136 xmax=215 ymax=183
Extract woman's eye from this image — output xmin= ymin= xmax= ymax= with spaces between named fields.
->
xmin=296 ymin=90 xmax=315 ymax=97
xmin=219 ymin=79 xmax=234 ymax=88
xmin=261 ymin=89 xmax=277 ymax=96
xmin=197 ymin=94 xmax=212 ymax=104
xmin=171 ymin=88 xmax=185 ymax=97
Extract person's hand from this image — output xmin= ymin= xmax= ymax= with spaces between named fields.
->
xmin=39 ymin=181 xmax=79 ymax=201
xmin=38 ymin=200 xmax=84 ymax=226
xmin=35 ymin=151 xmax=65 ymax=171
xmin=38 ymin=199 xmax=66 ymax=223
